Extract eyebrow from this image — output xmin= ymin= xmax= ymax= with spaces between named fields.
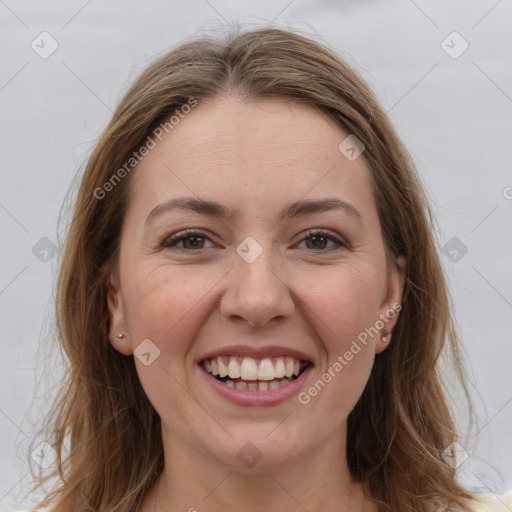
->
xmin=145 ymin=196 xmax=363 ymax=226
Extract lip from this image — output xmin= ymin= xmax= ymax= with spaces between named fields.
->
xmin=199 ymin=362 xmax=313 ymax=407
xmin=197 ymin=344 xmax=314 ymax=364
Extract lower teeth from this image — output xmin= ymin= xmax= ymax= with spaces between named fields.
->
xmin=210 ymin=373 xmax=295 ymax=391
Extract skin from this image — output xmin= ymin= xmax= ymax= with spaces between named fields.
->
xmin=107 ymin=95 xmax=405 ymax=512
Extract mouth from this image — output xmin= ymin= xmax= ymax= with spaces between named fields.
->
xmin=200 ymin=355 xmax=311 ymax=391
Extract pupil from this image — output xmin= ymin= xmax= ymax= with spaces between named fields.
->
xmin=308 ymin=236 xmax=326 ymax=249
xmin=185 ymin=236 xmax=203 ymax=249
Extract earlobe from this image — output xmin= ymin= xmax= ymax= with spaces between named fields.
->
xmin=376 ymin=255 xmax=406 ymax=354
xmin=106 ymin=272 xmax=133 ymax=356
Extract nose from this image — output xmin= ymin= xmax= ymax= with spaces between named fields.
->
xmin=219 ymin=245 xmax=295 ymax=328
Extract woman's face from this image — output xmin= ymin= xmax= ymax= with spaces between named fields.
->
xmin=108 ymin=96 xmax=404 ymax=471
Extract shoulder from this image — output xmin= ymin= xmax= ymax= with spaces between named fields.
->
xmin=470 ymin=489 xmax=512 ymax=511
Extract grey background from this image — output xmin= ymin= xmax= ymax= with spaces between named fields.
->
xmin=1 ymin=1 xmax=511 ymax=510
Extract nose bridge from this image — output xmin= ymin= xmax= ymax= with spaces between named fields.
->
xmin=219 ymin=234 xmax=294 ymax=327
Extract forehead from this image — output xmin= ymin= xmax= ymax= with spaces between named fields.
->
xmin=143 ymin=96 xmax=348 ymax=167
xmin=127 ymin=96 xmax=376 ymax=223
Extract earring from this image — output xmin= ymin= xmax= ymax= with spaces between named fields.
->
xmin=381 ymin=328 xmax=391 ymax=343
xmin=117 ymin=333 xmax=126 ymax=339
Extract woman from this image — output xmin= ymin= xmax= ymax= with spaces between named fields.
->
xmin=25 ymin=27 xmax=511 ymax=512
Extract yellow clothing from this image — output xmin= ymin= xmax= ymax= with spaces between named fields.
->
xmin=471 ymin=490 xmax=512 ymax=511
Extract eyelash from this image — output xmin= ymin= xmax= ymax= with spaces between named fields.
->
xmin=161 ymin=229 xmax=348 ymax=252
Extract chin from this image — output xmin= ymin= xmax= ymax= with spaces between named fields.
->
xmin=204 ymin=426 xmax=309 ymax=473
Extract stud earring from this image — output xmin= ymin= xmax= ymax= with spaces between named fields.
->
xmin=381 ymin=328 xmax=391 ymax=343
xmin=117 ymin=333 xmax=126 ymax=339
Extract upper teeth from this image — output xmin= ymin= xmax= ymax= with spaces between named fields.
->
xmin=203 ymin=356 xmax=306 ymax=381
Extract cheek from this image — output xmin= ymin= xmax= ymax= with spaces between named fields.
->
xmin=302 ymin=263 xmax=384 ymax=344
xmin=122 ymin=258 xmax=384 ymax=362
xmin=119 ymin=264 xmax=217 ymax=428
xmin=307 ymin=347 xmax=374 ymax=430
xmin=299 ymin=317 xmax=376 ymax=429
xmin=121 ymin=263 xmax=210 ymax=339
xmin=297 ymin=266 xmax=382 ymax=413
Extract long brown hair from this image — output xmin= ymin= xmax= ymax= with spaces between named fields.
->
xmin=28 ymin=26 xmax=479 ymax=511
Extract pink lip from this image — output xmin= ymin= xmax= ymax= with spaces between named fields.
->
xmin=198 ymin=363 xmax=313 ymax=407
xmin=197 ymin=344 xmax=313 ymax=363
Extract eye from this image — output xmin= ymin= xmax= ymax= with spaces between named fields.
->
xmin=160 ymin=228 xmax=348 ymax=252
xmin=295 ymin=229 xmax=347 ymax=251
xmin=161 ymin=229 xmax=214 ymax=250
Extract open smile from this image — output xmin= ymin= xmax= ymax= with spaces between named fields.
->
xmin=198 ymin=352 xmax=313 ymax=406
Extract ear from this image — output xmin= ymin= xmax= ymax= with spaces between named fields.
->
xmin=375 ymin=255 xmax=406 ymax=354
xmin=107 ymin=271 xmax=133 ymax=356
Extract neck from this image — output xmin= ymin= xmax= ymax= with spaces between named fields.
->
xmin=145 ymin=423 xmax=378 ymax=512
